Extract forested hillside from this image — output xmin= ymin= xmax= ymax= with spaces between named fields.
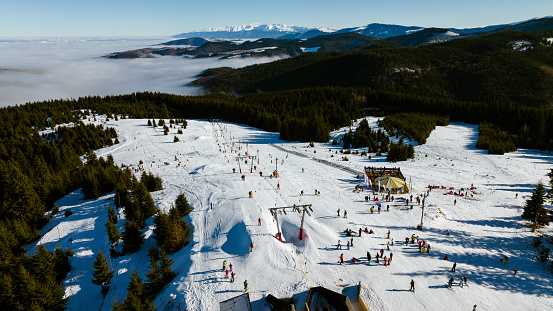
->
xmin=193 ymin=29 xmax=553 ymax=106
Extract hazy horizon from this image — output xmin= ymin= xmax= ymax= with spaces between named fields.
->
xmin=0 ymin=37 xmax=285 ymax=107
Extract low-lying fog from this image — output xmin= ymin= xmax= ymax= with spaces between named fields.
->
xmin=0 ymin=37 xmax=282 ymax=107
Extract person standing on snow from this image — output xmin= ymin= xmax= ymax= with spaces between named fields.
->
xmin=250 ymin=242 xmax=254 ymax=252
xmin=223 ymin=260 xmax=227 ymax=271
xmin=344 ymin=210 xmax=347 ymax=218
xmin=347 ymin=241 xmax=350 ymax=250
xmin=244 ymin=280 xmax=248 ymax=292
xmin=277 ymin=182 xmax=280 ymax=190
xmin=258 ymin=218 xmax=261 ymax=226
xmin=410 ymin=279 xmax=415 ymax=292
xmin=230 ymin=271 xmax=235 ymax=282
xmin=337 ymin=240 xmax=342 ymax=249
xmin=452 ymin=262 xmax=457 ymax=272
xmin=337 ymin=208 xmax=340 ymax=217
xmin=340 ymin=253 xmax=344 ymax=264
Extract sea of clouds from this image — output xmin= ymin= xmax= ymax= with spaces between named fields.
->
xmin=0 ymin=37 xmax=282 ymax=108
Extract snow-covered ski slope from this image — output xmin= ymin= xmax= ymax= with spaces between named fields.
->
xmin=30 ymin=117 xmax=553 ymax=311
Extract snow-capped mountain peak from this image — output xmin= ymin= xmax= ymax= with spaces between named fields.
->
xmin=317 ymin=27 xmax=335 ymax=33
xmin=174 ymin=24 xmax=312 ymax=39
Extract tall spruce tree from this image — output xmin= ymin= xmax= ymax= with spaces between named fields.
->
xmin=153 ymin=212 xmax=170 ymax=249
xmin=122 ymin=219 xmax=143 ymax=254
xmin=122 ymin=269 xmax=156 ymax=311
xmin=521 ymin=182 xmax=550 ymax=231
xmin=145 ymin=246 xmax=163 ymax=296
xmin=91 ymin=250 xmax=114 ymax=296
xmin=175 ymin=194 xmax=190 ymax=215
xmin=159 ymin=249 xmax=176 ymax=283
xmin=106 ymin=206 xmax=120 ymax=245
xmin=547 ymin=168 xmax=553 ymax=203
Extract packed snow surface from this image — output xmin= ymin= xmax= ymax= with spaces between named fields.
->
xmin=31 ymin=117 xmax=553 ymax=310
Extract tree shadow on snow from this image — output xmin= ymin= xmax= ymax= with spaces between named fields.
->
xmin=221 ymin=222 xmax=252 ymax=255
xmin=375 ymin=219 xmax=553 ymax=296
xmin=484 ymin=183 xmax=536 ymax=194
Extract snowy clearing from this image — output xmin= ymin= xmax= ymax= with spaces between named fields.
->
xmin=31 ymin=117 xmax=553 ymax=310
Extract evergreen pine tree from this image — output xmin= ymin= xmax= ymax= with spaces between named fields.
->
xmin=91 ymin=250 xmax=114 ymax=296
xmin=547 ymin=168 xmax=553 ymax=203
xmin=407 ymin=143 xmax=415 ymax=159
xmin=521 ymin=182 xmax=550 ymax=231
xmin=145 ymin=247 xmax=163 ymax=296
xmin=30 ymin=245 xmax=55 ymax=283
xmin=159 ymin=249 xmax=176 ymax=283
xmin=13 ymin=265 xmax=39 ymax=309
xmin=153 ymin=212 xmax=170 ymax=250
xmin=166 ymin=207 xmax=188 ymax=253
xmin=122 ymin=269 xmax=156 ymax=311
xmin=175 ymin=194 xmax=190 ymax=215
xmin=106 ymin=206 xmax=121 ymax=245
xmin=52 ymin=246 xmax=73 ymax=283
xmin=112 ymin=297 xmax=123 ymax=311
xmin=122 ymin=219 xmax=143 ymax=254
xmin=0 ymin=272 xmax=14 ymax=308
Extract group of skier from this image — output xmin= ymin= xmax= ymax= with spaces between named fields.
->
xmin=222 ymin=260 xmax=236 ymax=283
xmin=337 ymin=228 xmax=395 ymax=267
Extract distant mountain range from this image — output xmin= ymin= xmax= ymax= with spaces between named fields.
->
xmin=105 ymin=17 xmax=553 ymax=60
xmin=173 ymin=24 xmax=312 ymax=39
xmin=173 ymin=17 xmax=553 ymax=40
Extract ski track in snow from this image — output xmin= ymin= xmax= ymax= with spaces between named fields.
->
xmin=29 ymin=117 xmax=553 ymax=311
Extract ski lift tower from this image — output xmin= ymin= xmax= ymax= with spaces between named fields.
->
xmin=235 ymin=155 xmax=248 ymax=173
xmin=248 ymin=155 xmax=257 ymax=173
xmin=269 ymin=204 xmax=313 ymax=242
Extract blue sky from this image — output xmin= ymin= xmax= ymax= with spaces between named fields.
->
xmin=1 ymin=0 xmax=552 ymax=37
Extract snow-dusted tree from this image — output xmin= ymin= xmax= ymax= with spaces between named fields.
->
xmin=522 ymin=182 xmax=550 ymax=232
xmin=91 ymin=250 xmax=114 ymax=297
